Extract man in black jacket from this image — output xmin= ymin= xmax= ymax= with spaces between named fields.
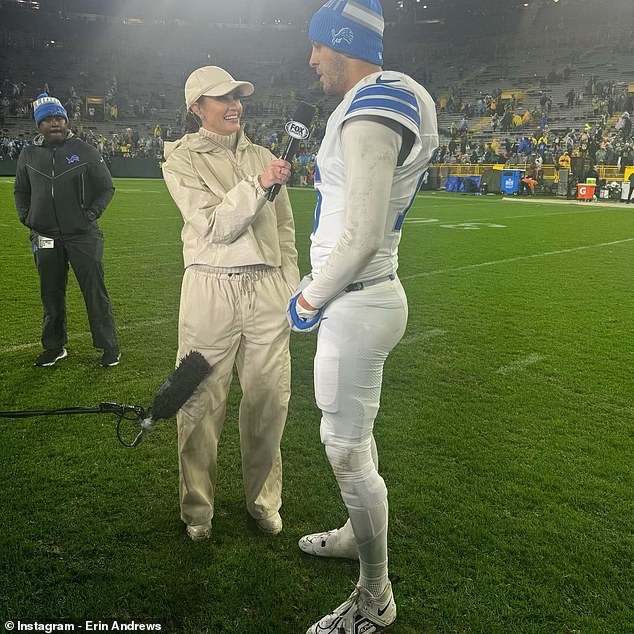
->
xmin=14 ymin=93 xmax=120 ymax=367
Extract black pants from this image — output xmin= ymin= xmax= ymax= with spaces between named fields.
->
xmin=31 ymin=228 xmax=118 ymax=351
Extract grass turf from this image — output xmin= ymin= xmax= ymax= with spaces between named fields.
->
xmin=0 ymin=179 xmax=632 ymax=633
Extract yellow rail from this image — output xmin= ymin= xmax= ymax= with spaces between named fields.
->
xmin=431 ymin=164 xmax=625 ymax=180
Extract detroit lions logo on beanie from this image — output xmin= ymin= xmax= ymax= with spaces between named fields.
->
xmin=309 ymin=0 xmax=384 ymax=65
xmin=33 ymin=93 xmax=68 ymax=126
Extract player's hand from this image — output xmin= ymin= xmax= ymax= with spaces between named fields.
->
xmin=287 ymin=275 xmax=323 ymax=333
xmin=287 ymin=293 xmax=323 ymax=333
xmin=260 ymin=159 xmax=291 ymax=189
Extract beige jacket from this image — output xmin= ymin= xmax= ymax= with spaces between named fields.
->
xmin=162 ymin=129 xmax=299 ymax=289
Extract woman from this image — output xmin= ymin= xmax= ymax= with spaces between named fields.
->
xmin=162 ymin=66 xmax=299 ymax=540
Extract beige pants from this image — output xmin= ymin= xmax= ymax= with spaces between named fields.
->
xmin=176 ymin=266 xmax=292 ymax=527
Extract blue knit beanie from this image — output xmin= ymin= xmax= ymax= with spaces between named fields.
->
xmin=309 ymin=0 xmax=384 ymax=66
xmin=33 ymin=93 xmax=68 ymax=126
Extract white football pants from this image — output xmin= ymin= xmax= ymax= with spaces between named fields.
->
xmin=315 ymin=276 xmax=408 ymax=581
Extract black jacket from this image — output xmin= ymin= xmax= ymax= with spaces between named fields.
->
xmin=14 ymin=132 xmax=115 ymax=238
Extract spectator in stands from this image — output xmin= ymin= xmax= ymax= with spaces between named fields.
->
xmin=558 ymin=150 xmax=571 ymax=172
xmin=619 ymin=144 xmax=633 ymax=171
xmin=622 ymin=112 xmax=632 ymax=141
xmin=595 ymin=144 xmax=607 ymax=165
xmin=13 ymin=94 xmax=120 ymax=368
xmin=162 ymin=66 xmax=299 ymax=542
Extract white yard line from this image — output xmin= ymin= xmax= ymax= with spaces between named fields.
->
xmin=402 ymin=328 xmax=446 ymax=344
xmin=0 ymin=318 xmax=172 ymax=354
xmin=405 ymin=206 xmax=613 ymax=226
xmin=400 ymin=237 xmax=634 ymax=281
xmin=496 ymin=353 xmax=545 ymax=375
xmin=115 ymin=189 xmax=163 ymax=194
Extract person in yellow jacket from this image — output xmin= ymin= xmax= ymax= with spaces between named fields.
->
xmin=162 ymin=66 xmax=299 ymax=541
xmin=558 ymin=151 xmax=571 ymax=171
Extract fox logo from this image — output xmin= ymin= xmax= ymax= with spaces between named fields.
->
xmin=66 ymin=154 xmax=80 ymax=164
xmin=331 ymin=27 xmax=354 ymax=45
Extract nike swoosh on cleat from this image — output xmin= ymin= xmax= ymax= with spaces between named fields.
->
xmin=376 ymin=76 xmax=400 ymax=84
xmin=377 ymin=599 xmax=392 ymax=617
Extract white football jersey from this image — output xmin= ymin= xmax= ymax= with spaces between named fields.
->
xmin=310 ymin=70 xmax=439 ymax=281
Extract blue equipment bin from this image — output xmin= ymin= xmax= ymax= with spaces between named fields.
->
xmin=501 ymin=169 xmax=521 ymax=194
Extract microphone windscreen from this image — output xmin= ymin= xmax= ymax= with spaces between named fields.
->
xmin=292 ymin=101 xmax=316 ymax=128
xmin=150 ymin=351 xmax=212 ymax=421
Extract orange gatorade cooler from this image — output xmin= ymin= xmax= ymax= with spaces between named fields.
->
xmin=577 ymin=183 xmax=595 ymax=201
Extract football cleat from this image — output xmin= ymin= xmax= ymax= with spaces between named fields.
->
xmin=306 ymin=582 xmax=396 ymax=634
xmin=299 ymin=527 xmax=359 ymax=560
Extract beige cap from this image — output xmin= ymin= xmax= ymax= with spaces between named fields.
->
xmin=184 ymin=66 xmax=254 ymax=107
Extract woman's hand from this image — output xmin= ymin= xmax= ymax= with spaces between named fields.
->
xmin=260 ymin=159 xmax=292 ymax=189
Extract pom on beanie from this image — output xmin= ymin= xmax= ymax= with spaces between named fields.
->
xmin=33 ymin=93 xmax=68 ymax=126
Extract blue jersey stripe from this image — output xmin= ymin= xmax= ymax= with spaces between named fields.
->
xmin=394 ymin=171 xmax=426 ymax=231
xmin=313 ymin=161 xmax=322 ymax=233
xmin=353 ymin=84 xmax=419 ymax=108
xmin=346 ymin=98 xmax=421 ymax=127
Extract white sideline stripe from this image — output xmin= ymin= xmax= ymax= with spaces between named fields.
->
xmin=0 ymin=318 xmax=172 ymax=354
xmin=400 ymin=237 xmax=634 ymax=281
xmin=109 ymin=216 xmax=181 ymax=222
xmin=403 ymin=328 xmax=446 ymax=343
xmin=496 ymin=353 xmax=545 ymax=375
xmin=502 ymin=197 xmax=628 ymax=209
xmin=9 ymin=242 xmax=181 ymax=259
xmin=116 ymin=189 xmax=163 ymax=194
xmin=405 ymin=206 xmax=610 ymax=226
xmin=111 ymin=241 xmax=179 ymax=252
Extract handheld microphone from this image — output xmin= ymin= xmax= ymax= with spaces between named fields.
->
xmin=267 ymin=101 xmax=316 ymax=202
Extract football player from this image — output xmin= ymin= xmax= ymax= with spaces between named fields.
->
xmin=287 ymin=1 xmax=439 ymax=632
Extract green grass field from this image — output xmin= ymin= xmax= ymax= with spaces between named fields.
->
xmin=0 ymin=179 xmax=632 ymax=634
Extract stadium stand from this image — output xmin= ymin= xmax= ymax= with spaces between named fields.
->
xmin=2 ymin=0 xmax=633 ymax=192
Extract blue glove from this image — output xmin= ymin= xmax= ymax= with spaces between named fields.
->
xmin=287 ymin=294 xmax=324 ymax=333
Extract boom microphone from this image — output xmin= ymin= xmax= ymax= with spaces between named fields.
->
xmin=132 ymin=350 xmax=212 ymax=446
xmin=267 ymin=100 xmax=316 ymax=202
xmin=0 ymin=349 xmax=213 ymax=448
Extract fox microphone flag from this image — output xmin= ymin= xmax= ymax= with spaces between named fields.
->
xmin=267 ymin=101 xmax=316 ymax=202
